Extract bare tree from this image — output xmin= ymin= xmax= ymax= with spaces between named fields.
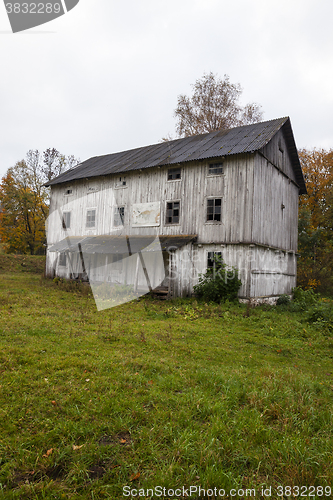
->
xmin=6 ymin=148 xmax=79 ymax=207
xmin=173 ymin=73 xmax=263 ymax=138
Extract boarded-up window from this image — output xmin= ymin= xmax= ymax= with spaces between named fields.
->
xmin=132 ymin=202 xmax=160 ymax=227
xmin=208 ymin=163 xmax=223 ymax=175
xmin=59 ymin=252 xmax=67 ymax=266
xmin=114 ymin=206 xmax=125 ymax=226
xmin=207 ymin=198 xmax=222 ymax=221
xmin=166 ymin=201 xmax=180 ymax=224
xmin=62 ymin=212 xmax=71 ymax=230
xmin=168 ymin=167 xmax=181 ymax=180
xmin=86 ymin=209 xmax=96 ymax=228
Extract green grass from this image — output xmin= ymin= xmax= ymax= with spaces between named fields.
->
xmin=1 ymin=256 xmax=333 ymax=499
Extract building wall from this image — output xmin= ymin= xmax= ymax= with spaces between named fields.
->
xmin=46 ymin=137 xmax=300 ymax=298
xmin=169 ymin=243 xmax=296 ymax=299
xmin=46 ymin=153 xmax=255 ymax=247
xmin=251 ymin=152 xmax=299 ymax=251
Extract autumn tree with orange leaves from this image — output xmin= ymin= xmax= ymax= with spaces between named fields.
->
xmin=0 ymin=149 xmax=79 ymax=255
xmin=297 ymin=147 xmax=333 ymax=294
xmin=0 ymin=168 xmax=48 ymax=254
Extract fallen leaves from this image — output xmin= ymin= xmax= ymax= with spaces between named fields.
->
xmin=72 ymin=444 xmax=84 ymax=451
xmin=130 ymin=472 xmax=140 ymax=481
xmin=42 ymin=448 xmax=53 ymax=458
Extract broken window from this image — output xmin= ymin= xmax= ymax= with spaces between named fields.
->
xmin=62 ymin=212 xmax=71 ymax=230
xmin=115 ymin=177 xmax=126 ymax=188
xmin=168 ymin=167 xmax=181 ymax=180
xmin=114 ymin=206 xmax=125 ymax=226
xmin=208 ymin=163 xmax=223 ymax=175
xmin=86 ymin=209 xmax=96 ymax=228
xmin=207 ymin=198 xmax=222 ymax=222
xmin=207 ymin=251 xmax=222 ymax=270
xmin=166 ymin=201 xmax=180 ymax=224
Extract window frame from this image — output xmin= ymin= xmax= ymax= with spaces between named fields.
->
xmin=87 ymin=185 xmax=100 ymax=193
xmin=59 ymin=252 xmax=67 ymax=267
xmin=207 ymin=162 xmax=224 ymax=176
xmin=115 ymin=176 xmax=127 ymax=189
xmin=207 ymin=251 xmax=222 ymax=271
xmin=86 ymin=208 xmax=97 ymax=228
xmin=165 ymin=200 xmax=181 ymax=225
xmin=64 ymin=187 xmax=73 ymax=196
xmin=113 ymin=205 xmax=125 ymax=227
xmin=62 ymin=211 xmax=71 ymax=230
xmin=167 ymin=167 xmax=181 ymax=181
xmin=206 ymin=197 xmax=222 ymax=223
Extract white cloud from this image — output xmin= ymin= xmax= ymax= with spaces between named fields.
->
xmin=0 ymin=0 xmax=332 ymax=180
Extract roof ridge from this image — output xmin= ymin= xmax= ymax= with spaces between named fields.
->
xmin=46 ymin=117 xmax=294 ymax=187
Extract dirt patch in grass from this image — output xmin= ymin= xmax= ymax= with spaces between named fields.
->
xmin=45 ymin=463 xmax=67 ymax=480
xmin=99 ymin=431 xmax=132 ymax=446
xmin=10 ymin=463 xmax=67 ymax=488
xmin=88 ymin=463 xmax=107 ymax=480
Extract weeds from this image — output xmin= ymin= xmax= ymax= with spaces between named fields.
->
xmin=0 ymin=259 xmax=333 ymax=498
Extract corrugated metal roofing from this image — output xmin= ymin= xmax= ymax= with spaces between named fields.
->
xmin=46 ymin=117 xmax=306 ymax=193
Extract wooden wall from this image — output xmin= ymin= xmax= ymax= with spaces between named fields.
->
xmin=169 ymin=244 xmax=296 ymax=299
xmin=47 ymin=153 xmax=256 ymax=246
xmin=46 ymin=131 xmax=300 ymax=298
xmin=252 ymin=152 xmax=299 ymax=252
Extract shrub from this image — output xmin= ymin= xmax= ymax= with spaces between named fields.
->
xmin=293 ymin=286 xmax=319 ymax=305
xmin=276 ymin=294 xmax=291 ymax=306
xmin=307 ymin=304 xmax=333 ymax=333
xmin=193 ymin=255 xmax=241 ymax=303
xmin=289 ymin=286 xmax=320 ymax=311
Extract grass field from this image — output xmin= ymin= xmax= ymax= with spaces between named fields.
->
xmin=0 ymin=255 xmax=333 ymax=499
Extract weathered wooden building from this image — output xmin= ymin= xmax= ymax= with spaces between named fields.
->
xmin=45 ymin=117 xmax=306 ymax=303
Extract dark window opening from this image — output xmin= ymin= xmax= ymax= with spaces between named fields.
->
xmin=114 ymin=206 xmax=125 ymax=226
xmin=208 ymin=163 xmax=223 ymax=175
xmin=207 ymin=251 xmax=222 ymax=270
xmin=115 ymin=177 xmax=126 ymax=187
xmin=59 ymin=252 xmax=67 ymax=266
xmin=65 ymin=188 xmax=73 ymax=195
xmin=166 ymin=201 xmax=180 ymax=224
xmin=168 ymin=168 xmax=181 ymax=180
xmin=207 ymin=198 xmax=222 ymax=222
xmin=62 ymin=212 xmax=71 ymax=230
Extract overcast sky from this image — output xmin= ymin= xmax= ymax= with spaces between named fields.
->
xmin=1 ymin=0 xmax=333 ymax=180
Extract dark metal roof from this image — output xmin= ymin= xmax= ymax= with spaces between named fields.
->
xmin=46 ymin=117 xmax=306 ymax=193
xmin=48 ymin=234 xmax=197 ymax=254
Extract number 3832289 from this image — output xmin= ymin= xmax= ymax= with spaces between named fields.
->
xmin=5 ymin=3 xmax=62 ymax=14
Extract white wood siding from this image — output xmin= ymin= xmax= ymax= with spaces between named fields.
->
xmin=252 ymin=153 xmax=299 ymax=251
xmin=46 ymin=135 xmax=300 ymax=299
xmin=47 ymin=154 xmax=256 ymax=245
